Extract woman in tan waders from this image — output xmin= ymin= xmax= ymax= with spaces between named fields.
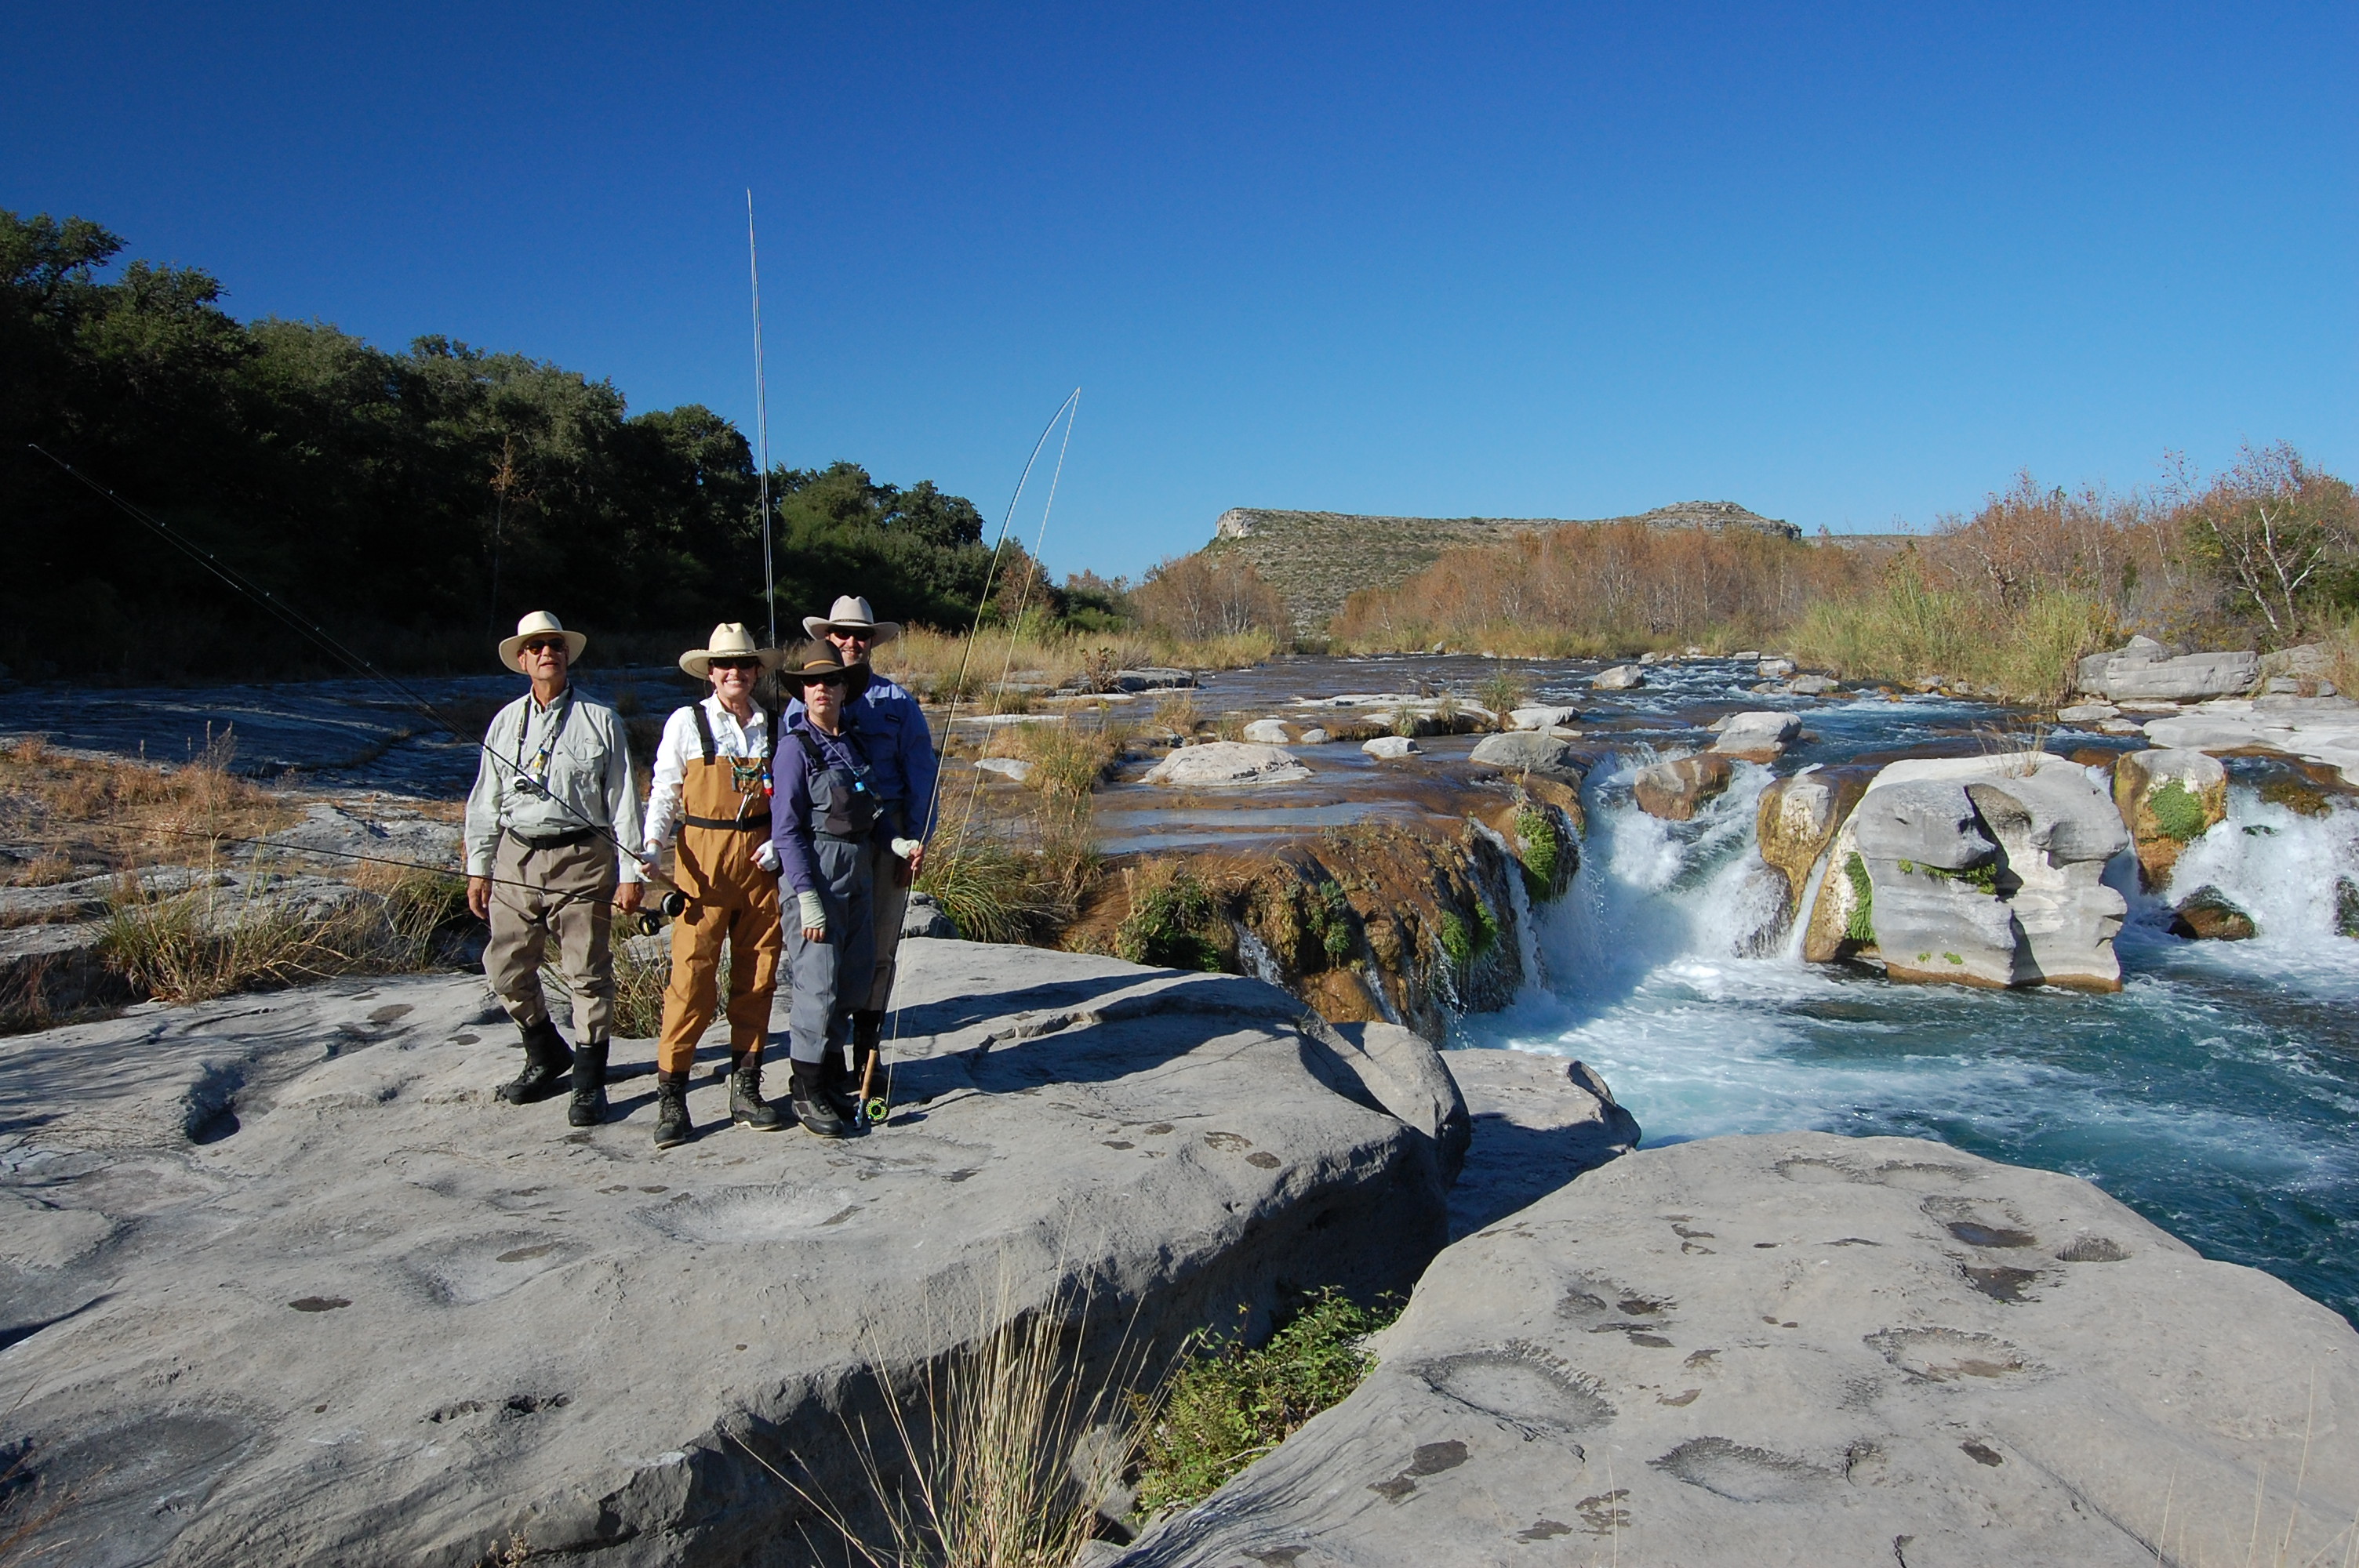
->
xmin=640 ymin=624 xmax=787 ymax=1148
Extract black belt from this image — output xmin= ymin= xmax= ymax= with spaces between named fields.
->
xmin=682 ymin=812 xmax=772 ymax=832
xmin=509 ymin=827 xmax=595 ymax=851
xmin=815 ymin=831 xmax=872 ymax=845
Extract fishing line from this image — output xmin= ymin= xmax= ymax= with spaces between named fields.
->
xmin=871 ymin=387 xmax=1081 ymax=1128
xmin=24 ymin=445 xmax=678 ymax=907
xmin=747 ymin=190 xmax=779 ymax=650
xmin=154 ymin=827 xmax=645 ymax=917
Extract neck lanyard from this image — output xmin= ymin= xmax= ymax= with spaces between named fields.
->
xmin=516 ymin=689 xmax=576 ymax=793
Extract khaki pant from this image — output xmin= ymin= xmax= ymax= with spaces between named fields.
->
xmin=485 ymin=833 xmax=617 ymax=1040
xmin=863 ymin=838 xmax=910 ymax=1013
xmin=655 ymin=760 xmax=783 ymax=1073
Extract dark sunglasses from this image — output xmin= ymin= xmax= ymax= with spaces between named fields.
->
xmin=519 ymin=637 xmax=569 ymax=655
xmin=709 ymin=658 xmax=761 ymax=673
xmin=826 ymin=629 xmax=874 ymax=643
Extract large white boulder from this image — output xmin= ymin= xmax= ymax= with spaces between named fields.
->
xmin=1141 ymin=740 xmax=1312 ymax=786
xmin=1239 ymin=718 xmax=1293 ymax=745
xmin=1591 ymin=664 xmax=1645 ymax=691
xmin=1708 ymin=710 xmax=1802 ymax=762
xmin=2143 ymin=697 xmax=2359 ymax=786
xmin=1507 ymin=706 xmax=1580 ymax=731
xmin=1114 ymin=1132 xmax=2359 ymax=1568
xmin=0 ymin=946 xmax=1452 ymax=1565
xmin=1466 ymin=731 xmax=1583 ymax=782
xmin=1850 ymin=754 xmax=2130 ymax=989
xmin=1363 ymin=735 xmax=1421 ymax=759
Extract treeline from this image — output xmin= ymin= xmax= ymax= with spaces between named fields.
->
xmin=0 ymin=211 xmax=1058 ymax=681
xmin=1332 ymin=446 xmax=2359 ymax=702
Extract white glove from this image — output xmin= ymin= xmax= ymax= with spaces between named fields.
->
xmin=797 ymin=890 xmax=827 ymax=935
xmin=754 ymin=839 xmax=780 ymax=873
xmin=891 ymin=837 xmax=922 ymax=860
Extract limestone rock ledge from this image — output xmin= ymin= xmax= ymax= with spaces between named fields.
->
xmin=0 ymin=942 xmax=1454 ymax=1566
xmin=1114 ymin=1131 xmax=2359 ymax=1568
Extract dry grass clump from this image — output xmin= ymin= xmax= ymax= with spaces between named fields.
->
xmin=921 ymin=719 xmax=1121 ymax=946
xmin=875 ymin=626 xmax=1280 ymax=705
xmin=98 ymin=855 xmax=467 ymax=1004
xmin=0 ymin=731 xmax=296 ymax=879
xmin=1787 ymin=567 xmax=2116 ymax=705
xmin=741 ymin=1270 xmax=1141 ymax=1568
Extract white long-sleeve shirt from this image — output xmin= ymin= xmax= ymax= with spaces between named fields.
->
xmin=641 ymin=695 xmax=774 ymax=851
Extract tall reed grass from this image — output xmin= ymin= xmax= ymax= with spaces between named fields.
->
xmin=874 ymin=626 xmax=1281 ymax=704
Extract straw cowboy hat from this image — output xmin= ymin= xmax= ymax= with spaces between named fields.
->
xmin=498 ymin=611 xmax=587 ymax=673
xmin=788 ymin=654 xmax=871 ymax=700
xmin=678 ymin=622 xmax=784 ymax=679
xmin=801 ymin=594 xmax=902 ymax=647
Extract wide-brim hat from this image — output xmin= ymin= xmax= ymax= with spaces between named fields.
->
xmin=788 ymin=655 xmax=872 ymax=701
xmin=498 ymin=611 xmax=587 ymax=673
xmin=678 ymin=622 xmax=784 ymax=679
xmin=802 ymin=594 xmax=902 ymax=647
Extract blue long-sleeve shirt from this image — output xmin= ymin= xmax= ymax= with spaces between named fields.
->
xmin=769 ymin=718 xmax=896 ymax=897
xmin=787 ymin=673 xmax=940 ymax=839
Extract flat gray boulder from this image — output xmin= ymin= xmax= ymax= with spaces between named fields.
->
xmin=1141 ymin=740 xmax=1312 ymax=786
xmin=1591 ymin=664 xmax=1645 ymax=691
xmin=0 ymin=942 xmax=1448 ymax=1566
xmin=1362 ymin=735 xmax=1421 ymax=759
xmin=1114 ymin=667 xmax=1197 ymax=692
xmin=1440 ymin=1049 xmax=1639 ymax=1240
xmin=2075 ymin=637 xmax=2258 ymax=702
xmin=1466 ymin=731 xmax=1583 ymax=782
xmin=1116 ymin=1131 xmax=2359 ymax=1568
xmin=1239 ymin=719 xmax=1293 ymax=745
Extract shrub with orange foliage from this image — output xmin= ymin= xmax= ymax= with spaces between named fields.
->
xmin=1134 ymin=554 xmax=1291 ymax=641
xmin=1331 ymin=523 xmax=1868 ymax=655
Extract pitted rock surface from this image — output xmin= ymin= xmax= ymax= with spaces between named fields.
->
xmin=0 ymin=942 xmax=1449 ymax=1566
xmin=1112 ymin=1131 xmax=2359 ymax=1568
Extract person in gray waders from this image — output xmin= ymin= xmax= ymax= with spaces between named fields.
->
xmin=771 ymin=656 xmax=907 ymax=1136
xmin=792 ymin=596 xmax=940 ymax=1105
xmin=464 ymin=612 xmax=646 ymax=1119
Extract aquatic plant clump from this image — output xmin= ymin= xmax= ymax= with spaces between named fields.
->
xmin=1843 ymin=852 xmax=1876 ymax=944
xmin=2146 ymin=780 xmax=2211 ymax=843
xmin=1116 ymin=862 xmax=1225 ymax=971
xmin=1514 ymin=807 xmax=1562 ymax=899
xmin=1132 ymin=1289 xmax=1400 ymax=1517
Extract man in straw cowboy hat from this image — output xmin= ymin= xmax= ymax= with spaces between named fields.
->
xmin=793 ymin=595 xmax=940 ymax=1113
xmin=772 ymin=650 xmax=909 ymax=1136
xmin=465 ymin=612 xmax=646 ymax=1121
xmin=638 ymin=623 xmax=788 ymax=1148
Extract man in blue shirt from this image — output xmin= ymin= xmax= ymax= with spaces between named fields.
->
xmin=792 ymin=595 xmax=942 ymax=1105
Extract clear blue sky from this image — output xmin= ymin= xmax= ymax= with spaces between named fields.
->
xmin=8 ymin=2 xmax=2353 ymax=579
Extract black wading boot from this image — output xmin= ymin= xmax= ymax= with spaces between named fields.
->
xmin=788 ymin=1059 xmax=849 ymax=1138
xmin=568 ymin=1039 xmax=609 ymax=1127
xmin=497 ymin=1017 xmax=572 ymax=1105
xmin=729 ymin=1053 xmax=785 ymax=1132
xmin=652 ymin=1071 xmax=693 ymax=1149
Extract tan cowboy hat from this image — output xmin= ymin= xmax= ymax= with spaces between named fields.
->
xmin=498 ymin=611 xmax=587 ymax=673
xmin=789 ymin=654 xmax=871 ymax=700
xmin=801 ymin=594 xmax=902 ymax=647
xmin=678 ymin=622 xmax=784 ymax=679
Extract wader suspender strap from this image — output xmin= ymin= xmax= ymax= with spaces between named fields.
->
xmin=680 ymin=702 xmax=775 ymax=832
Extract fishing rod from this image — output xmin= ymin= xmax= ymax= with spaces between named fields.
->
xmin=747 ymin=190 xmax=778 ymax=650
xmin=25 ymin=444 xmax=691 ymax=916
xmin=861 ymin=387 xmax=1081 ymax=1129
xmin=155 ymin=826 xmax=663 ymax=924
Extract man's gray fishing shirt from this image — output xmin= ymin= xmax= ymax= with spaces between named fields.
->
xmin=463 ymin=687 xmax=646 ymax=881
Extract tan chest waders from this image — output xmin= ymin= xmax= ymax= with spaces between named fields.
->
xmin=655 ymin=705 xmax=783 ymax=1074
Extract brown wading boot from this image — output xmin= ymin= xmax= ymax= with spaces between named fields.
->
xmin=788 ymin=1059 xmax=849 ymax=1138
xmin=652 ymin=1071 xmax=693 ymax=1149
xmin=567 ymin=1039 xmax=609 ymax=1127
xmin=497 ymin=1017 xmax=572 ymax=1105
xmin=729 ymin=1053 xmax=785 ymax=1132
